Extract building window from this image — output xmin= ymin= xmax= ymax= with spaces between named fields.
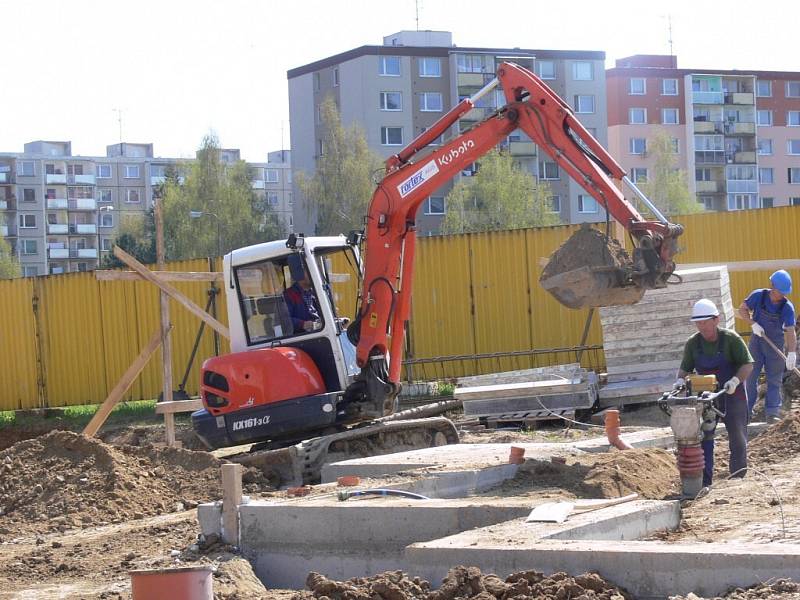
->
xmin=124 ymin=165 xmax=139 ymax=178
xmin=630 ymin=168 xmax=648 ymax=183
xmin=23 ymin=266 xmax=38 ymax=277
xmin=536 ymin=60 xmax=555 ymax=80
xmin=101 ymin=238 xmax=113 ymax=251
xmin=662 ymin=108 xmax=679 ymax=124
xmin=266 ymin=169 xmax=279 ymax=183
xmin=572 ymin=61 xmax=593 ymax=81
xmin=759 ymin=168 xmax=774 ymax=184
xmin=379 ymin=56 xmax=401 ymax=76
xmin=456 ymin=54 xmax=492 ymax=73
xmin=419 ymin=92 xmax=443 ymax=112
xmin=539 ymin=161 xmax=559 ymax=180
xmin=77 ymin=262 xmax=88 ymax=272
xmin=100 ymin=213 xmax=114 ymax=227
xmin=789 ymin=140 xmax=800 ymax=155
xmin=756 ymin=80 xmax=772 ymax=97
xmin=728 ymin=194 xmax=756 ymax=211
xmin=578 ymin=195 xmax=598 ymax=213
xmin=97 ymin=164 xmax=112 ymax=178
xmin=379 ymin=91 xmax=402 ymax=111
xmin=671 ymin=138 xmax=680 ymax=153
xmin=23 ymin=188 xmax=35 ymax=202
xmin=381 ymin=126 xmax=403 ymax=146
xmin=662 ymin=79 xmax=678 ymax=95
xmin=629 ymin=108 xmax=646 ymax=124
xmin=698 ymin=196 xmax=714 ymax=210
xmin=791 ymin=197 xmax=800 ymax=207
xmin=788 ymin=111 xmax=800 ymax=126
xmin=756 ymin=110 xmax=773 ymax=126
xmin=760 ymin=197 xmax=774 ymax=209
xmin=126 ymin=189 xmax=140 ymax=203
xmin=629 ymin=138 xmax=647 ymax=155
xmin=547 ymin=195 xmax=561 ymax=213
xmin=787 ymin=81 xmax=800 ymax=98
xmin=17 ymin=161 xmax=35 ymax=177
xmin=98 ymin=188 xmax=112 ymax=203
xmin=758 ymin=139 xmax=773 ymax=155
xmin=424 ymin=196 xmax=445 ymax=215
xmin=19 ymin=214 xmax=36 ymax=228
xmin=573 ymin=95 xmax=595 ymax=114
xmin=332 ymin=68 xmax=339 ymax=87
xmin=267 ymin=192 xmax=279 ymax=206
xmin=790 ymin=168 xmax=800 ymax=184
xmin=419 ymin=58 xmax=441 ymax=77
xmin=696 ymin=168 xmax=712 ymax=181
xmin=22 ymin=239 xmax=37 ymax=255
xmin=629 ymin=78 xmax=646 ymax=95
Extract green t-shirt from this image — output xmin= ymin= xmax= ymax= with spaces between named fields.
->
xmin=680 ymin=328 xmax=753 ymax=374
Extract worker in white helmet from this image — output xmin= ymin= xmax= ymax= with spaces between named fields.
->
xmin=674 ymin=298 xmax=754 ymax=486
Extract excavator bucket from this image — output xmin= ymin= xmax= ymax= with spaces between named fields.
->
xmin=540 ymin=226 xmax=645 ymax=310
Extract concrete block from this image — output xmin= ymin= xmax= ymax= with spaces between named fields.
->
xmin=197 ymin=502 xmax=222 ymax=537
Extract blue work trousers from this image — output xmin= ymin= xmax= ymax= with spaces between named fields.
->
xmin=746 ymin=336 xmax=785 ymax=417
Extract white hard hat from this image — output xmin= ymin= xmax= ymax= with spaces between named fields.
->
xmin=691 ymin=298 xmax=719 ymax=321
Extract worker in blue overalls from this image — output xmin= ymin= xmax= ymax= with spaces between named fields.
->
xmin=737 ymin=270 xmax=797 ymax=424
xmin=675 ymin=299 xmax=754 ymax=486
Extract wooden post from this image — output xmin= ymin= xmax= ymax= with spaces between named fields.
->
xmin=83 ymin=327 xmax=166 ymax=437
xmin=221 ymin=463 xmax=243 ymax=545
xmin=154 ymin=200 xmax=175 ymax=446
xmin=112 ymin=246 xmax=230 ymax=340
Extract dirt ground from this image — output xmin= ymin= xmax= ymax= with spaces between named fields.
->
xmin=2 ymin=397 xmax=800 ymax=599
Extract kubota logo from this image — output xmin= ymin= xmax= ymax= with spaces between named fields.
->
xmin=437 ymin=139 xmax=476 ymax=167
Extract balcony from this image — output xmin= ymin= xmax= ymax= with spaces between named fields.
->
xmin=0 ymin=200 xmax=6 ymax=210
xmin=726 ymin=151 xmax=756 ymax=164
xmin=48 ymin=224 xmax=69 ymax=234
xmin=695 ymin=151 xmax=726 ymax=164
xmin=694 ymin=121 xmax=723 ymax=134
xmin=0 ymin=225 xmax=7 ymax=237
xmin=509 ymin=141 xmax=537 ymax=156
xmin=725 ymin=92 xmax=754 ymax=105
xmin=49 ymin=248 xmax=69 ymax=259
xmin=724 ymin=122 xmax=756 ymax=136
xmin=71 ymin=223 xmax=97 ymax=234
xmin=695 ymin=181 xmax=720 ymax=193
xmin=0 ymin=173 xmax=13 ymax=184
xmin=457 ymin=72 xmax=489 ymax=89
xmin=69 ymin=174 xmax=96 ymax=185
xmin=151 ymin=175 xmax=166 ymax=186
xmin=693 ymin=91 xmax=724 ymax=104
xmin=46 ymin=173 xmax=67 ymax=184
xmin=72 ymin=248 xmax=98 ymax=259
xmin=251 ymin=180 xmax=266 ymax=190
xmin=46 ymin=198 xmax=69 ymax=209
xmin=68 ymin=198 xmax=97 ymax=210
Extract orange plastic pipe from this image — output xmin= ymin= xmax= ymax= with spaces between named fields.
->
xmin=604 ymin=409 xmax=633 ymax=450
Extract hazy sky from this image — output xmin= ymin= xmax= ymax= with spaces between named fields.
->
xmin=2 ymin=0 xmax=796 ymax=161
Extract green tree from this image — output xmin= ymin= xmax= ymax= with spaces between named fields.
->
xmin=0 ymin=237 xmax=20 ymax=279
xmin=102 ymin=210 xmax=156 ymax=268
xmin=297 ymin=95 xmax=383 ymax=235
xmin=160 ymin=134 xmax=283 ymax=260
xmin=441 ymin=148 xmax=560 ymax=234
xmin=638 ymin=129 xmax=702 ymax=216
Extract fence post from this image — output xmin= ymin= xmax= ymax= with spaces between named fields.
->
xmin=31 ymin=278 xmax=48 ymax=409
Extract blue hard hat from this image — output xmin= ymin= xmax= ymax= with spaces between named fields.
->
xmin=770 ymin=270 xmax=792 ymax=295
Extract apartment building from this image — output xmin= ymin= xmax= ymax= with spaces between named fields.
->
xmin=0 ymin=142 xmax=292 ymax=277
xmin=288 ymin=31 xmax=609 ymax=235
xmin=607 ymin=55 xmax=800 ymax=212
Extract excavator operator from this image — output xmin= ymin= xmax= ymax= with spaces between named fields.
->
xmin=284 ymin=254 xmax=321 ymax=334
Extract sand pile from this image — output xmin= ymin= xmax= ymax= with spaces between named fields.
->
xmin=670 ymin=578 xmax=800 ymax=599
xmin=748 ymin=412 xmax=800 ymax=466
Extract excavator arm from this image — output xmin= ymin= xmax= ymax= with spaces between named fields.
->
xmin=348 ymin=62 xmax=683 ymax=409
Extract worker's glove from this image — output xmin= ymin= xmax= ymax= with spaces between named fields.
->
xmin=751 ymin=323 xmax=765 ymax=337
xmin=723 ymin=376 xmax=740 ymax=395
xmin=787 ymin=351 xmax=797 ymax=371
xmin=672 ymin=377 xmax=685 ymax=392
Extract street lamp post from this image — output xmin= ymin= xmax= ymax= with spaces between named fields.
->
xmin=189 ymin=210 xmax=221 ymax=258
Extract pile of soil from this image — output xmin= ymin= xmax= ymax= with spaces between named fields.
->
xmin=747 ymin=412 xmax=800 ymax=466
xmin=296 ymin=566 xmax=630 ymax=600
xmin=0 ymin=431 xmax=272 ymax=538
xmin=494 ymin=448 xmax=679 ymax=500
xmin=669 ymin=578 xmax=800 ymax=599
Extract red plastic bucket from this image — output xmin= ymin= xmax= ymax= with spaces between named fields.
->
xmin=130 ymin=566 xmax=214 ymax=600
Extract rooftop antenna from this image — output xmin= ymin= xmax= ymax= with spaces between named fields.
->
xmin=113 ymin=108 xmax=123 ymax=144
xmin=415 ymin=0 xmax=420 ymax=31
xmin=667 ymin=14 xmax=674 ymax=57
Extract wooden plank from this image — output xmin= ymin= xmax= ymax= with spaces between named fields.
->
xmin=154 ymin=398 xmax=204 ymax=414
xmin=678 ymin=259 xmax=800 ymax=272
xmin=82 ymin=327 xmax=166 ymax=437
xmin=155 ymin=201 xmax=175 ymax=446
xmin=113 ymin=246 xmax=231 ymax=340
xmin=457 ymin=364 xmax=584 ymax=388
xmin=221 ymin=464 xmax=243 ymax=545
xmin=95 ymin=270 xmax=223 ymax=282
xmin=454 ymin=378 xmax=586 ymax=401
